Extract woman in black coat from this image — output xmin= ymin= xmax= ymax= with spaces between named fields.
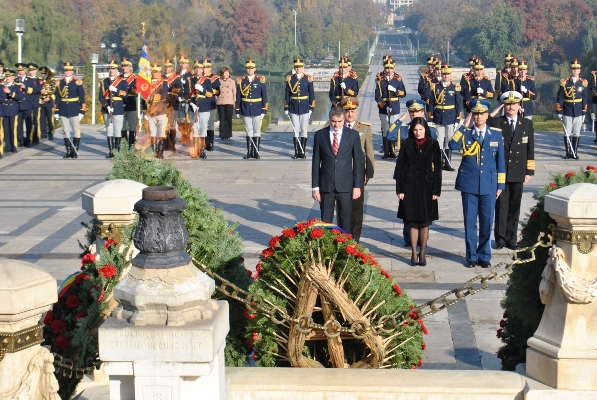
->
xmin=395 ymin=117 xmax=442 ymax=266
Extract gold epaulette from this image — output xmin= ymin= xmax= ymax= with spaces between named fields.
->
xmin=560 ymin=78 xmax=567 ymax=86
xmin=349 ymin=70 xmax=358 ymax=79
xmin=306 ymin=74 xmax=313 ymax=82
xmin=527 ymin=76 xmax=535 ymax=81
xmin=75 ymin=79 xmax=83 ymax=85
xmin=332 ymin=71 xmax=341 ymax=78
xmin=357 ymin=121 xmax=371 ymax=126
xmin=393 ymin=72 xmax=403 ymax=80
xmin=237 ymin=77 xmax=243 ymax=84
xmin=582 ymin=78 xmax=588 ymax=87
xmin=286 ymin=74 xmax=292 ymax=81
xmin=463 ymin=74 xmax=471 ymax=81
xmin=259 ymin=76 xmax=266 ymax=83
xmin=483 ymin=75 xmax=491 ymax=80
xmin=455 ymin=84 xmax=461 ymax=91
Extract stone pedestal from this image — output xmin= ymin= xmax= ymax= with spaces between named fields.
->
xmin=0 ymin=260 xmax=58 ymax=399
xmin=98 ymin=186 xmax=229 ymax=400
xmin=526 ymin=183 xmax=597 ymax=391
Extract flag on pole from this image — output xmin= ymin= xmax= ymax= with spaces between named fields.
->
xmin=136 ymin=37 xmax=152 ymax=100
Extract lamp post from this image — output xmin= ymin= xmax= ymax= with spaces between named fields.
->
xmin=15 ymin=19 xmax=25 ymax=63
xmin=292 ymin=9 xmax=298 ymax=51
xmin=101 ymin=43 xmax=117 ymax=62
xmin=172 ymin=31 xmax=178 ymax=70
xmin=91 ymin=53 xmax=99 ymax=125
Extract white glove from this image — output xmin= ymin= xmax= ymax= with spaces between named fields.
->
xmin=558 ymin=114 xmax=563 ymax=120
xmin=195 ymin=84 xmax=203 ymax=91
xmin=54 ymin=113 xmax=59 ymax=120
xmin=178 ymin=97 xmax=183 ymax=102
xmin=190 ymin=103 xmax=198 ymax=112
xmin=284 ymin=110 xmax=289 ymax=115
xmin=107 ymin=106 xmax=113 ymax=114
xmin=109 ymin=85 xmax=117 ymax=93
xmin=340 ymin=82 xmax=346 ymax=90
xmin=78 ymin=113 xmax=84 ymax=121
xmin=388 ymin=85 xmax=397 ymax=92
xmin=454 ymin=122 xmax=459 ymax=130
xmin=386 ymin=107 xmax=392 ymax=113
xmin=477 ymin=88 xmax=484 ymax=94
xmin=592 ymin=113 xmax=595 ymax=120
xmin=236 ymin=114 xmax=240 ymax=118
xmin=309 ymin=110 xmax=312 ymax=118
xmin=521 ymin=85 xmax=527 ymax=92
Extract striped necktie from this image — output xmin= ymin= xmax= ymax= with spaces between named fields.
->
xmin=332 ymin=131 xmax=339 ymax=155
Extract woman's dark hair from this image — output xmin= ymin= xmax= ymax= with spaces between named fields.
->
xmin=407 ymin=117 xmax=432 ymax=140
xmin=220 ymin=66 xmax=230 ymax=76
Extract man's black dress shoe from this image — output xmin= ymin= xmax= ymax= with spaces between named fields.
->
xmin=478 ymin=261 xmax=491 ymax=268
xmin=465 ymin=262 xmax=476 ymax=268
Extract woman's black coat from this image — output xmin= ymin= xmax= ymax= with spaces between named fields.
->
xmin=395 ymin=138 xmax=442 ymax=223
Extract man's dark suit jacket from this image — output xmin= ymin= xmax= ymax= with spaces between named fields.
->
xmin=489 ymin=116 xmax=535 ymax=183
xmin=311 ymin=126 xmax=364 ymax=193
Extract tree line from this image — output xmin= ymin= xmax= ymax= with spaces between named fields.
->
xmin=0 ymin=0 xmax=383 ymax=74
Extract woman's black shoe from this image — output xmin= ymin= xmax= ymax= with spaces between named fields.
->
xmin=410 ymin=255 xmax=418 ymax=266
xmin=418 ymin=253 xmax=427 ymax=266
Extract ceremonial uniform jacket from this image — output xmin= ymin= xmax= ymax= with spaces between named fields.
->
xmin=190 ymin=75 xmax=213 ymax=113
xmin=145 ymin=78 xmax=169 ymax=117
xmin=99 ymin=76 xmax=129 ymax=115
xmin=462 ymin=76 xmax=495 ymax=112
xmin=489 ymin=116 xmax=535 ymax=182
xmin=518 ymin=76 xmax=537 ymax=116
xmin=421 ymin=74 xmax=440 ymax=102
xmin=164 ymin=73 xmax=182 ymax=110
xmin=235 ymin=75 xmax=268 ymax=117
xmin=284 ymin=73 xmax=315 ymax=115
xmin=428 ymin=81 xmax=463 ymax=125
xmin=499 ymin=74 xmax=519 ymax=95
xmin=205 ymin=74 xmax=220 ymax=110
xmin=418 ymin=71 xmax=434 ymax=99
xmin=2 ymin=84 xmax=22 ymax=117
xmin=329 ymin=71 xmax=358 ymax=106
xmin=122 ymin=73 xmax=137 ymax=112
xmin=386 ymin=120 xmax=437 ymax=146
xmin=556 ymin=77 xmax=588 ymax=117
xmin=178 ymin=70 xmax=193 ymax=103
xmin=55 ymin=77 xmax=85 ymax=118
xmin=448 ymin=126 xmax=506 ymax=195
xmin=375 ymin=72 xmax=406 ymax=116
xmin=460 ymin=72 xmax=473 ymax=98
xmin=16 ymin=75 xmax=42 ymax=111
xmin=494 ymin=68 xmax=510 ymax=97
xmin=589 ymin=71 xmax=597 ymax=105
xmin=352 ymin=121 xmax=375 ymax=182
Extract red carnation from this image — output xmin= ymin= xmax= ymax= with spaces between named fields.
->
xmin=345 ymin=244 xmax=358 ymax=255
xmin=252 ymin=352 xmax=257 ymax=361
xmin=269 ymin=236 xmax=281 ymax=248
xmin=98 ymin=265 xmax=117 ymax=279
xmin=549 ymin=183 xmax=556 ymax=188
xmin=381 ymin=270 xmax=391 ymax=279
xmin=409 ymin=311 xmax=419 ymax=319
xmin=254 ymin=262 xmax=262 ymax=281
xmin=75 ymin=312 xmax=88 ymax=321
xmin=307 ymin=218 xmax=318 ymax=227
xmin=104 ymin=238 xmax=118 ymax=249
xmin=393 ymin=284 xmax=403 ymax=296
xmin=244 ymin=308 xmax=256 ymax=319
xmin=246 ymin=269 xmax=253 ymax=278
xmin=409 ymin=304 xmax=414 ymax=309
xmin=344 ymin=234 xmax=353 ymax=239
xmin=282 ymin=229 xmax=296 ymax=238
xmin=587 ymin=165 xmax=597 ymax=172
xmin=411 ymin=365 xmax=417 ymax=369
xmin=261 ymin=248 xmax=274 ymax=259
xmin=66 ymin=295 xmax=81 ymax=309
xmin=418 ymin=359 xmax=423 ymax=367
xmin=358 ymin=252 xmax=368 ymax=264
xmin=422 ymin=325 xmax=428 ymax=335
xmin=421 ymin=342 xmax=427 ymax=350
xmin=54 ymin=335 xmax=71 ymax=350
xmin=331 ymin=228 xmax=342 ymax=234
xmin=296 ymin=223 xmax=307 ymax=233
xmin=497 ymin=328 xmax=503 ymax=338
xmin=50 ymin=319 xmax=67 ymax=334
xmin=74 ymin=273 xmax=90 ymax=284
xmin=499 ymin=319 xmax=505 ymax=327
xmin=530 ymin=211 xmax=540 ymax=219
xmin=565 ymin=172 xmax=576 ymax=178
xmin=310 ymin=228 xmax=325 ymax=240
xmin=334 ymin=236 xmax=346 ymax=243
xmin=81 ymin=253 xmax=96 ymax=266
xmin=246 ymin=338 xmax=254 ymax=350
xmin=252 ymin=332 xmax=261 ymax=341
xmin=43 ymin=311 xmax=54 ymax=325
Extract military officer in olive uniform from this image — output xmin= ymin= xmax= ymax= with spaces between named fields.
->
xmin=336 ymin=96 xmax=374 ymax=242
xmin=163 ymin=59 xmax=182 ymax=151
xmin=462 ymin=59 xmax=495 ymax=114
xmin=489 ymin=91 xmax=534 ymax=250
xmin=428 ymin=63 xmax=462 ymax=171
xmin=449 ymin=100 xmax=505 ymax=268
xmin=203 ymin=58 xmax=219 ymax=151
xmin=495 ymin=52 xmax=513 ymax=98
xmin=516 ymin=60 xmax=537 ymax=120
xmin=2 ymin=70 xmax=23 ymax=156
xmin=375 ymin=57 xmax=406 ymax=159
xmin=236 ymin=58 xmax=268 ymax=159
xmin=54 ymin=61 xmax=86 ymax=158
xmin=121 ymin=57 xmax=138 ymax=146
xmin=99 ymin=59 xmax=129 ymax=158
xmin=284 ymin=56 xmax=315 ymax=159
xmin=556 ymin=58 xmax=588 ymax=159
xmin=329 ymin=56 xmax=358 ymax=106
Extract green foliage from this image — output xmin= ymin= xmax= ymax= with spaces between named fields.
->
xmin=533 ymin=121 xmax=564 ymax=131
xmin=498 ymin=168 xmax=597 ymax=370
xmin=247 ymin=221 xmax=425 ymax=369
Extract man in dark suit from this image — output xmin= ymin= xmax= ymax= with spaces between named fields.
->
xmin=312 ymin=106 xmax=364 ymax=233
xmin=489 ymin=91 xmax=534 ymax=250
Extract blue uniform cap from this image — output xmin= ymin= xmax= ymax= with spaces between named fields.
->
xmin=470 ymin=100 xmax=491 ymax=113
xmin=406 ymin=99 xmax=426 ymax=112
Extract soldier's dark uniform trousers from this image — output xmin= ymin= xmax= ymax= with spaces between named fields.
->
xmin=236 ymin=59 xmax=268 ymax=160
xmin=284 ymin=56 xmax=315 ymax=159
xmin=556 ymin=58 xmax=588 ymax=159
xmin=1 ymin=70 xmax=23 ymax=157
xmin=449 ymin=100 xmax=505 ymax=268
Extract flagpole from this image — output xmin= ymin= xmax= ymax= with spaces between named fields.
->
xmin=138 ymin=22 xmax=146 ymax=121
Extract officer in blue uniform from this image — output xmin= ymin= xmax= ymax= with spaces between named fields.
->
xmin=421 ymin=59 xmax=443 ymax=103
xmin=3 ymin=70 xmax=25 ymax=155
xmin=284 ymin=56 xmax=315 ymax=159
xmin=556 ymin=58 xmax=588 ymax=159
xmin=203 ymin=59 xmax=219 ymax=151
xmin=499 ymin=57 xmax=519 ymax=95
xmin=38 ymin=66 xmax=56 ymax=141
xmin=121 ymin=57 xmax=137 ymax=146
xmin=418 ymin=55 xmax=436 ymax=100
xmin=375 ymin=57 xmax=406 ymax=159
xmin=99 ymin=59 xmax=129 ymax=158
xmin=388 ymin=99 xmax=437 ymax=248
xmin=495 ymin=52 xmax=513 ymax=98
xmin=329 ymin=56 xmax=358 ymax=106
xmin=236 ymin=58 xmax=268 ymax=159
xmin=15 ymin=62 xmax=42 ymax=147
xmin=462 ymin=59 xmax=495 ymax=113
xmin=516 ymin=60 xmax=537 ymax=119
xmin=54 ymin=61 xmax=86 ymax=158
xmin=428 ymin=63 xmax=462 ymax=171
xmin=449 ymin=100 xmax=505 ymax=268
xmin=190 ymin=59 xmax=213 ymax=159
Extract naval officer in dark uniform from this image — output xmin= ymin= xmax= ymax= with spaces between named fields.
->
xmin=449 ymin=100 xmax=505 ymax=268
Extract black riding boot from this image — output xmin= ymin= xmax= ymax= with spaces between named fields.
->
xmin=121 ymin=130 xmax=128 ymax=145
xmin=243 ymin=137 xmax=253 ymax=159
xmin=300 ymin=137 xmax=307 ymax=158
xmin=292 ymin=137 xmax=299 ymax=159
xmin=129 ymin=131 xmax=136 ymax=147
xmin=157 ymin=138 xmax=164 ymax=159
xmin=572 ymin=136 xmax=580 ymax=159
xmin=382 ymin=137 xmax=389 ymax=159
xmin=253 ymin=137 xmax=261 ymax=159
xmin=72 ymin=138 xmax=80 ymax=159
xmin=63 ymin=138 xmax=72 ymax=159
xmin=114 ymin=137 xmax=122 ymax=154
xmin=206 ymin=130 xmax=214 ymax=151
xmin=564 ymin=137 xmax=571 ymax=159
xmin=444 ymin=150 xmax=455 ymax=171
xmin=106 ymin=137 xmax=114 ymax=158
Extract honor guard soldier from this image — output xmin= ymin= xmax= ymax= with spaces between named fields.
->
xmin=462 ymin=59 xmax=495 ymax=113
xmin=2 ymin=70 xmax=24 ymax=156
xmin=203 ymin=58 xmax=219 ymax=151
xmin=163 ymin=59 xmax=182 ymax=152
xmin=145 ymin=63 xmax=169 ymax=159
xmin=235 ymin=58 xmax=268 ymax=160
xmin=418 ymin=55 xmax=436 ymax=100
xmin=449 ymin=100 xmax=505 ymax=268
xmin=121 ymin=57 xmax=138 ymax=146
xmin=177 ymin=55 xmax=192 ymax=127
xmin=189 ymin=59 xmax=213 ymax=159
xmin=428 ymin=63 xmax=462 ymax=171
xmin=495 ymin=52 xmax=514 ymax=97
xmin=489 ymin=91 xmax=534 ymax=250
xmin=284 ymin=56 xmax=315 ymax=159
xmin=15 ymin=62 xmax=41 ymax=147
xmin=39 ymin=66 xmax=57 ymax=140
xmin=375 ymin=56 xmax=406 ymax=159
xmin=100 ymin=59 xmax=128 ymax=158
xmin=589 ymin=66 xmax=597 ymax=142
xmin=54 ymin=61 xmax=85 ymax=158
xmin=329 ymin=56 xmax=358 ymax=106
xmin=340 ymin=96 xmax=374 ymax=242
xmin=500 ymin=57 xmax=519 ymax=95
xmin=556 ymin=58 xmax=588 ymax=159
xmin=517 ymin=60 xmax=537 ymax=119
xmin=27 ymin=63 xmax=43 ymax=144
xmin=460 ymin=56 xmax=477 ymax=99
